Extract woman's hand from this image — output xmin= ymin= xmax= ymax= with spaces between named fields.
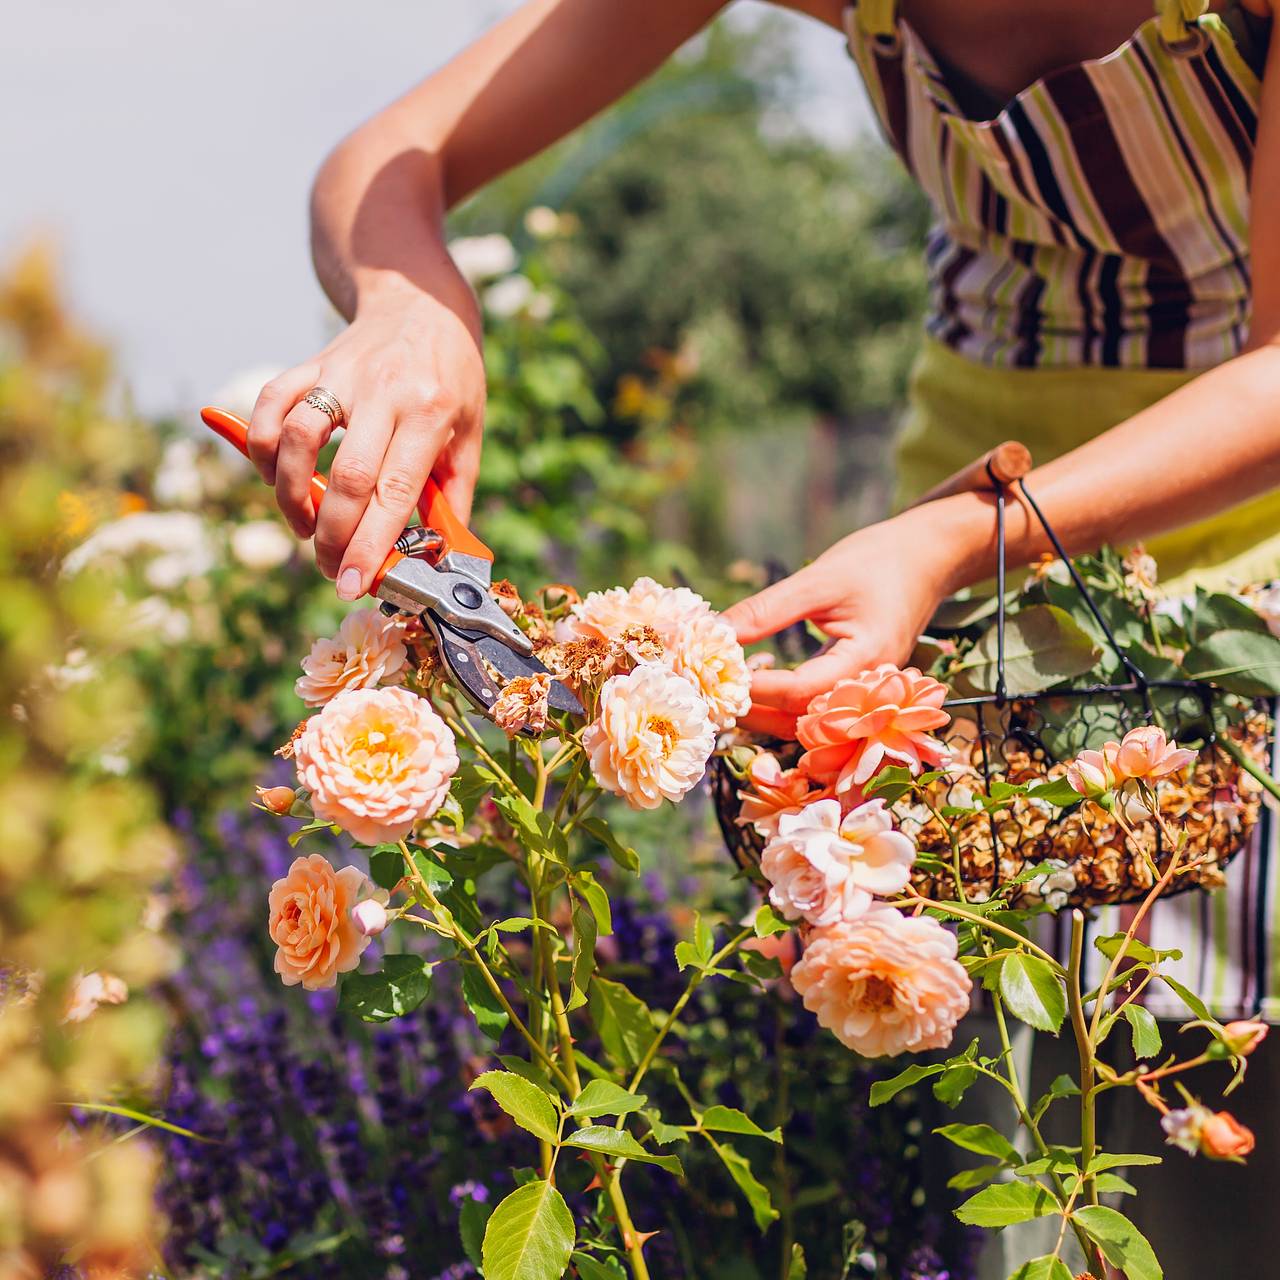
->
xmin=722 ymin=508 xmax=965 ymax=736
xmin=246 ymin=274 xmax=485 ymax=601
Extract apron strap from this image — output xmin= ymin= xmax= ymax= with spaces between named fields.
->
xmin=1156 ymin=0 xmax=1210 ymax=45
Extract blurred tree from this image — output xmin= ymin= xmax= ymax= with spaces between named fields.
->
xmin=455 ymin=15 xmax=929 ymax=576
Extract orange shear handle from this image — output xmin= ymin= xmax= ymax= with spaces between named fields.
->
xmin=198 ymin=407 xmax=493 ymax=590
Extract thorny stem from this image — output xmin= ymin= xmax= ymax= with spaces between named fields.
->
xmin=905 ymin=890 xmax=1066 ymax=974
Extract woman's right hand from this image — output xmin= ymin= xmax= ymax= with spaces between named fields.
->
xmin=246 ymin=273 xmax=485 ymax=601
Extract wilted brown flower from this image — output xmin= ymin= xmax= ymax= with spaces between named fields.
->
xmin=491 ymin=673 xmax=552 ymax=736
xmin=275 ymin=719 xmax=308 ymax=760
xmin=489 ymin=578 xmax=523 ymax=618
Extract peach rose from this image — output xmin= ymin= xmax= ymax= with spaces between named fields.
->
xmin=295 ymin=607 xmax=410 ymax=708
xmin=760 ymin=798 xmax=916 ymax=926
xmin=268 ymin=854 xmax=371 ymax=990
xmin=790 ymin=908 xmax=971 ymax=1056
xmin=294 ymin=686 xmax=459 ymax=845
xmin=738 ymin=752 xmax=832 ymax=839
xmin=1113 ymin=725 xmax=1196 ymax=781
xmin=1199 ymin=1110 xmax=1255 ymax=1160
xmin=583 ymin=664 xmax=716 ymax=809
xmin=564 ymin=576 xmax=710 ymax=645
xmin=1222 ymin=1019 xmax=1268 ymax=1057
xmin=1065 ymin=743 xmax=1120 ymax=799
xmin=797 ymin=664 xmax=951 ymax=794
xmin=666 ymin=612 xmax=751 ymax=731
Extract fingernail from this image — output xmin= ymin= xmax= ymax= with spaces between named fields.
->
xmin=337 ymin=568 xmax=363 ymax=601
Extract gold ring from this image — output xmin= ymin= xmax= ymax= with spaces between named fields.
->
xmin=302 ymin=386 xmax=345 ymax=428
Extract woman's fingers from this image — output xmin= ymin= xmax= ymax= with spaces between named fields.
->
xmin=313 ymin=404 xmax=397 ymax=580
xmin=434 ymin=422 xmax=482 ymax=526
xmin=336 ymin=409 xmax=452 ymax=601
xmin=274 ymin=393 xmax=342 ymax=537
xmin=747 ymin=637 xmax=876 ymax=716
xmin=721 ymin=568 xmax=826 ymax=646
xmin=739 ymin=702 xmax=799 ymax=738
xmin=246 ymin=364 xmax=321 ymax=486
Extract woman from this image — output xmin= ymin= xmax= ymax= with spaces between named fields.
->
xmin=245 ymin=0 xmax=1280 ymax=1268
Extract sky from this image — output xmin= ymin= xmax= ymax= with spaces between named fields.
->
xmin=3 ymin=1 xmax=870 ymax=417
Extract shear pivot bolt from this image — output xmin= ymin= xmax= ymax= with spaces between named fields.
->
xmin=452 ymin=582 xmax=484 ymax=610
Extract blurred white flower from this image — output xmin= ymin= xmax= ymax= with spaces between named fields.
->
xmin=1023 ymin=858 xmax=1076 ymax=911
xmin=64 ymin=971 xmax=128 ymax=1023
xmin=131 ymin=595 xmax=193 ymax=644
xmin=231 ymin=519 xmax=295 ymax=571
xmin=64 ymin=511 xmax=216 ymax=591
xmin=524 ymin=205 xmax=561 ymax=239
xmin=154 ymin=437 xmax=205 ymax=508
xmin=484 ymin=273 xmax=535 ymax=318
xmin=449 ymin=234 xmax=517 ymax=285
xmin=210 ymin=364 xmax=286 ymax=422
xmin=47 ymin=647 xmax=96 ymax=689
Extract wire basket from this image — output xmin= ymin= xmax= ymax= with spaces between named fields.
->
xmin=714 ymin=469 xmax=1273 ymax=911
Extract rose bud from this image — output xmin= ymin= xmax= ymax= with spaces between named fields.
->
xmin=1221 ymin=1019 xmax=1268 ymax=1057
xmin=1199 ymin=1110 xmax=1255 ymax=1160
xmin=256 ymin=785 xmax=297 ymax=816
xmin=351 ymin=899 xmax=389 ymax=938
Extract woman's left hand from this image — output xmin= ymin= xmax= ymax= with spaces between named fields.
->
xmin=721 ymin=507 xmax=965 ymax=736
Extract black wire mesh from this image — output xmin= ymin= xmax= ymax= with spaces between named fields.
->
xmin=714 ymin=472 xmax=1273 ymax=910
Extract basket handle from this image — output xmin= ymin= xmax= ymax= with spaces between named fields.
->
xmin=907 ymin=441 xmax=1032 ymax=508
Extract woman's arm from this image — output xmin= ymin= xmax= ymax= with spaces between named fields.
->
xmin=727 ymin=14 xmax=1280 ymax=724
xmin=249 ymin=0 xmax=725 ymax=598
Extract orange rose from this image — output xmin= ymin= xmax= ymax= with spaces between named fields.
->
xmin=1113 ymin=725 xmax=1196 ymax=782
xmin=1199 ymin=1111 xmax=1255 ymax=1160
xmin=268 ymin=854 xmax=371 ymax=990
xmin=1222 ymin=1019 xmax=1268 ymax=1057
xmin=737 ymin=752 xmax=832 ymax=838
xmin=797 ymin=664 xmax=950 ymax=794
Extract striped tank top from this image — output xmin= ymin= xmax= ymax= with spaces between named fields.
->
xmin=844 ymin=0 xmax=1267 ymax=370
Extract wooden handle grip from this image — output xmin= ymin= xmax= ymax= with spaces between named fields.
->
xmin=908 ymin=441 xmax=1032 ymax=508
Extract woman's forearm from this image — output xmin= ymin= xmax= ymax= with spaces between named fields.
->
xmin=919 ymin=342 xmax=1280 ymax=592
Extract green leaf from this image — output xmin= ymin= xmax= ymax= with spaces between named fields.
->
xmin=1025 ymin=777 xmax=1084 ymax=807
xmin=707 ymin=1138 xmax=778 ymax=1231
xmin=568 ymin=903 xmax=597 ymax=1013
xmin=408 ymin=847 xmax=455 ymax=895
xmin=644 ymin=1110 xmax=689 ymax=1145
xmin=786 ymin=1243 xmax=807 ymax=1279
xmin=1094 ymin=933 xmax=1180 ymax=965
xmin=699 ymin=1105 xmax=782 ymax=1144
xmin=1122 ymin=1004 xmax=1162 ymax=1060
xmin=1030 ymin=1074 xmax=1079 ymax=1124
xmin=338 ymin=955 xmax=434 ymax=1023
xmin=1086 ymin=1152 xmax=1162 ymax=1173
xmin=1000 ymin=954 xmax=1066 ymax=1033
xmin=870 ymin=1062 xmax=944 ymax=1106
xmin=581 ymin=816 xmax=640 ymax=874
xmin=567 ymin=1080 xmax=647 ymax=1118
xmin=563 ymin=1126 xmax=683 ymax=1176
xmin=572 ymin=1253 xmax=624 ymax=1280
xmin=460 ymin=1195 xmax=494 ymax=1269
xmin=1159 ymin=973 xmax=1211 ymax=1020
xmin=65 ymin=1102 xmax=215 ymax=1143
xmin=499 ymin=1055 xmax=558 ymax=1097
xmin=961 ymin=605 xmax=1100 ymax=695
xmin=955 ymin=1182 xmax=1057 ymax=1227
xmin=933 ymin=1123 xmax=1019 ymax=1163
xmin=1184 ymin=628 xmax=1280 ymax=696
xmin=865 ymin=764 xmax=944 ymax=804
xmin=369 ymin=844 xmax=405 ymax=891
xmin=461 ymin=965 xmax=510 ymax=1042
xmin=933 ymin=1038 xmax=982 ymax=1107
xmin=1008 ymin=1256 xmax=1072 ymax=1280
xmin=1091 ymin=1172 xmax=1137 ymax=1196
xmin=588 ymin=977 xmax=655 ymax=1071
xmin=470 ymin=1070 xmax=560 ymax=1145
xmin=481 ymin=1180 xmax=576 ymax=1280
xmin=1074 ymin=1205 xmax=1162 ymax=1280
xmin=754 ymin=904 xmax=791 ymax=938
xmin=947 ymin=1164 xmax=1005 ymax=1191
xmin=573 ymin=870 xmax=613 ymax=936
xmin=1186 ymin=589 xmax=1272 ymax=644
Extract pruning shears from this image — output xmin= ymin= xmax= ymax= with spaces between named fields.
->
xmin=199 ymin=407 xmax=583 ymax=720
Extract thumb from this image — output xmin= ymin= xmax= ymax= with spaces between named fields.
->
xmin=747 ymin=637 xmax=877 ymax=715
xmin=722 ymin=569 xmax=823 ymax=646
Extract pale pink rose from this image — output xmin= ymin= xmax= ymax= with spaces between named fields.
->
xmin=268 ymin=854 xmax=370 ymax=990
xmin=760 ymin=798 xmax=916 ymax=927
xmin=1065 ymin=742 xmax=1121 ymax=798
xmin=1222 ymin=1019 xmax=1268 ymax=1057
xmin=294 ymin=686 xmax=459 ymax=845
xmin=797 ymin=664 xmax=951 ymax=793
xmin=666 ymin=612 xmax=750 ymax=731
xmin=295 ymin=607 xmax=410 ymax=708
xmin=583 ymin=664 xmax=716 ymax=810
xmin=737 ymin=752 xmax=832 ymax=839
xmin=351 ymin=899 xmax=389 ymax=938
xmin=790 ymin=908 xmax=972 ymax=1056
xmin=63 ymin=971 xmax=128 ymax=1024
xmin=1113 ymin=725 xmax=1196 ymax=781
